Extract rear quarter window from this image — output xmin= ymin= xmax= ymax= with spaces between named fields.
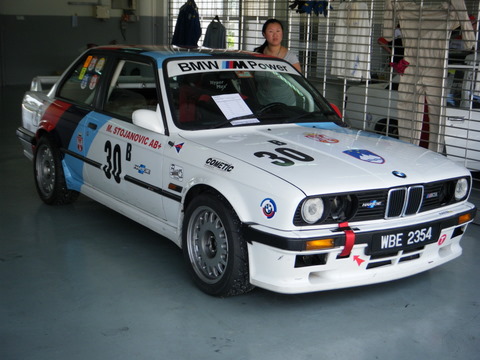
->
xmin=58 ymin=55 xmax=107 ymax=106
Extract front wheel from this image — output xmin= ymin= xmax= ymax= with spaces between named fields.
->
xmin=182 ymin=193 xmax=253 ymax=296
xmin=34 ymin=136 xmax=79 ymax=205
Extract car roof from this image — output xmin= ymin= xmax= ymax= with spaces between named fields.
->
xmin=90 ymin=45 xmax=272 ymax=65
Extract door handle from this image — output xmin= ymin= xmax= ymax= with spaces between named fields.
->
xmin=447 ymin=116 xmax=466 ymax=122
xmin=88 ymin=122 xmax=98 ymax=130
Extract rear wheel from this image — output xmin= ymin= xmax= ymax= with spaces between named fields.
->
xmin=182 ymin=193 xmax=253 ymax=296
xmin=34 ymin=136 xmax=79 ymax=205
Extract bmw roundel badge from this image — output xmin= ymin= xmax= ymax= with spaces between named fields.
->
xmin=392 ymin=171 xmax=407 ymax=178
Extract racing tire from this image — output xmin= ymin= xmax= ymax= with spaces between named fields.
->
xmin=182 ymin=193 xmax=254 ymax=297
xmin=34 ymin=136 xmax=79 ymax=205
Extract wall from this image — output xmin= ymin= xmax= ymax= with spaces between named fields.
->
xmin=0 ymin=0 xmax=169 ymax=86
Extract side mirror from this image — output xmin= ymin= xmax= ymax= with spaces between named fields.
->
xmin=132 ymin=105 xmax=165 ymax=134
xmin=330 ymin=103 xmax=342 ymax=118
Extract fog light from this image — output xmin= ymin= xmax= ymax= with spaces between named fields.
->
xmin=306 ymin=238 xmax=335 ymax=251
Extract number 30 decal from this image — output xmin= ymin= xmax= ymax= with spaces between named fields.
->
xmin=103 ymin=141 xmax=122 ymax=183
xmin=254 ymin=147 xmax=314 ymax=166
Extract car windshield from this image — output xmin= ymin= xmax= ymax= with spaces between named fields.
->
xmin=166 ymin=58 xmax=345 ymax=130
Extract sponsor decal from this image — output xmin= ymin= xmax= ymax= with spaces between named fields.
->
xmin=105 ymin=124 xmax=162 ymax=150
xmin=207 ymin=80 xmax=229 ymax=91
xmin=174 ymin=142 xmax=184 ymax=153
xmin=260 ymin=198 xmax=277 ymax=219
xmin=169 ymin=164 xmax=183 ymax=181
xmin=76 ymin=132 xmax=84 ymax=152
xmin=304 ymin=133 xmax=339 ymax=143
xmin=169 ymin=59 xmax=294 ymax=77
xmin=81 ymin=74 xmax=90 ymax=89
xmin=134 ymin=164 xmax=151 ymax=175
xmin=89 ymin=74 xmax=99 ymax=90
xmin=95 ymin=58 xmax=106 ymax=72
xmin=361 ymin=200 xmax=383 ymax=209
xmin=83 ymin=55 xmax=93 ymax=69
xmin=343 ymin=149 xmax=385 ymax=164
xmin=78 ymin=56 xmax=93 ymax=81
xmin=79 ymin=66 xmax=88 ymax=81
xmin=88 ymin=56 xmax=98 ymax=72
xmin=236 ymin=71 xmax=253 ymax=78
xmin=426 ymin=192 xmax=439 ymax=199
xmin=353 ymin=255 xmax=365 ymax=266
xmin=205 ymin=158 xmax=234 ymax=172
xmin=438 ymin=234 xmax=447 ymax=246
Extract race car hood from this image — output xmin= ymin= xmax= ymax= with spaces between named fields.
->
xmin=180 ymin=123 xmax=469 ymax=195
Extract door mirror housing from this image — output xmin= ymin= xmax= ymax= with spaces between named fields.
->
xmin=132 ymin=105 xmax=165 ymax=134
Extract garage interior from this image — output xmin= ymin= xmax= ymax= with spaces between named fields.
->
xmin=1 ymin=1 xmax=479 ymax=359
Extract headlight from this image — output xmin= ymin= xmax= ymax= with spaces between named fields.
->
xmin=454 ymin=178 xmax=469 ymax=201
xmin=301 ymin=198 xmax=324 ymax=224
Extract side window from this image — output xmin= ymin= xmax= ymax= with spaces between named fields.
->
xmin=446 ymin=70 xmax=464 ymax=108
xmin=104 ymin=60 xmax=158 ymax=120
xmin=465 ymin=68 xmax=480 ymax=109
xmin=446 ymin=68 xmax=480 ymax=109
xmin=58 ymin=55 xmax=107 ymax=106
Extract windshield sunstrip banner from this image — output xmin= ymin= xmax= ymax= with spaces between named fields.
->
xmin=167 ymin=59 xmax=297 ymax=77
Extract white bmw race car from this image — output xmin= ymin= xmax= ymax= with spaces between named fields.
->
xmin=17 ymin=46 xmax=476 ymax=296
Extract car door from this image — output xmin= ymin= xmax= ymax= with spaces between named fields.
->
xmin=52 ymin=52 xmax=110 ymax=190
xmin=444 ymin=64 xmax=480 ymax=170
xmin=83 ymin=56 xmax=167 ymax=220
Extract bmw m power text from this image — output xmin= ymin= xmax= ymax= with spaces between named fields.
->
xmin=17 ymin=46 xmax=476 ymax=296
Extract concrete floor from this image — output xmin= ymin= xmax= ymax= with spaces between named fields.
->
xmin=1 ymin=86 xmax=479 ymax=360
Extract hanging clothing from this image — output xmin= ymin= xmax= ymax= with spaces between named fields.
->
xmin=172 ymin=1 xmax=202 ymax=47
xmin=203 ymin=18 xmax=226 ymax=49
xmin=382 ymin=0 xmax=475 ymax=150
xmin=331 ymin=2 xmax=371 ymax=81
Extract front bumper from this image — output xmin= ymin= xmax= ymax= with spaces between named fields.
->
xmin=246 ymin=202 xmax=476 ymax=294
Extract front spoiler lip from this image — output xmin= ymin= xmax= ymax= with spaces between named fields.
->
xmin=244 ymin=205 xmax=477 ymax=252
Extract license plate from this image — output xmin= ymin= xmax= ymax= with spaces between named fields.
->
xmin=370 ymin=224 xmax=440 ymax=254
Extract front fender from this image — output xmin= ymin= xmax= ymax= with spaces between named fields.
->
xmin=183 ymin=162 xmax=306 ymax=231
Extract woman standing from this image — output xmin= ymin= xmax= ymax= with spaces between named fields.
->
xmin=254 ymin=19 xmax=302 ymax=73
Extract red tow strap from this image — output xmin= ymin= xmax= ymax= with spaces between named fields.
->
xmin=338 ymin=222 xmax=355 ymax=257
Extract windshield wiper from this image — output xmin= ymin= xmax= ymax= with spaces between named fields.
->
xmin=291 ymin=110 xmax=337 ymax=122
xmin=211 ymin=114 xmax=259 ymax=129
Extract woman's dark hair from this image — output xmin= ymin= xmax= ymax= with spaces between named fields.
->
xmin=253 ymin=18 xmax=284 ymax=53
